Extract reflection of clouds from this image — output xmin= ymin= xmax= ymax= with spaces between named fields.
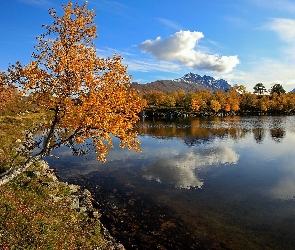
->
xmin=271 ymin=178 xmax=295 ymax=200
xmin=142 ymin=152 xmax=204 ymax=189
xmin=141 ymin=147 xmax=239 ymax=189
xmin=48 ymin=137 xmax=185 ymax=175
xmin=270 ymin=160 xmax=295 ymax=200
xmin=235 ymin=131 xmax=295 ymax=201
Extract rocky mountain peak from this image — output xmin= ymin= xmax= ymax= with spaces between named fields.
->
xmin=174 ymin=72 xmax=230 ymax=91
xmin=132 ymin=72 xmax=231 ymax=93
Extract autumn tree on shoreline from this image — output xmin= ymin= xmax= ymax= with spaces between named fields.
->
xmin=0 ymin=1 xmax=144 ymax=186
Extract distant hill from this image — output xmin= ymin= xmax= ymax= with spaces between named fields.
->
xmin=132 ymin=72 xmax=231 ymax=94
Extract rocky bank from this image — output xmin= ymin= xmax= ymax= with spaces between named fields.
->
xmin=35 ymin=160 xmax=125 ymax=250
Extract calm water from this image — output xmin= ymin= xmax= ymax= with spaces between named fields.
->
xmin=46 ymin=116 xmax=295 ymax=249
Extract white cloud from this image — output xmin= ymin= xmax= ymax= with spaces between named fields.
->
xmin=249 ymin=0 xmax=295 ymax=13
xmin=125 ymin=58 xmax=181 ymax=73
xmin=142 ymin=155 xmax=204 ymax=189
xmin=96 ymin=46 xmax=184 ymax=75
xmin=225 ymin=18 xmax=295 ymax=92
xmin=270 ymin=178 xmax=295 ymax=200
xmin=139 ymin=30 xmax=240 ymax=74
xmin=264 ymin=19 xmax=295 ymax=63
xmin=265 ymin=18 xmax=295 ymax=43
xmin=225 ymin=60 xmax=295 ymax=92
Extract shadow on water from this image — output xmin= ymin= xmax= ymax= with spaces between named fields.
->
xmin=46 ymin=116 xmax=295 ymax=249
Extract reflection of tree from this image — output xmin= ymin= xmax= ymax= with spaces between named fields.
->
xmin=183 ymin=137 xmax=211 ymax=147
xmin=269 ymin=117 xmax=286 ymax=143
xmin=270 ymin=129 xmax=285 ymax=143
xmin=252 ymin=128 xmax=265 ymax=144
xmin=137 ymin=116 xmax=291 ymax=146
xmin=136 ymin=117 xmax=249 ymax=146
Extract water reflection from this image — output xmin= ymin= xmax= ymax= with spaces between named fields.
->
xmin=271 ymin=177 xmax=295 ymax=200
xmin=46 ymin=116 xmax=295 ymax=249
xmin=136 ymin=116 xmax=288 ymax=144
xmin=270 ymin=128 xmax=285 ymax=143
xmin=141 ymin=147 xmax=239 ymax=189
xmin=252 ymin=127 xmax=266 ymax=143
xmin=49 ymin=116 xmax=295 ymax=195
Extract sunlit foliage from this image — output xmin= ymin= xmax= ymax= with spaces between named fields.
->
xmin=8 ymin=2 xmax=143 ymax=160
xmin=1 ymin=1 xmax=144 ymax=185
xmin=0 ymin=72 xmax=23 ymax=115
xmin=141 ymin=84 xmax=295 ymax=116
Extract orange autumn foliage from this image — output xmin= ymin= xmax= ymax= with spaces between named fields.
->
xmin=0 ymin=72 xmax=22 ymax=114
xmin=7 ymin=1 xmax=144 ymax=162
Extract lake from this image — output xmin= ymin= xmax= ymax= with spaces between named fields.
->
xmin=46 ymin=116 xmax=295 ymax=249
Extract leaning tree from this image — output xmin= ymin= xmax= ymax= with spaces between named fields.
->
xmin=0 ymin=1 xmax=144 ymax=186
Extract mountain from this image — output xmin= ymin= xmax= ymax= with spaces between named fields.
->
xmin=175 ymin=72 xmax=231 ymax=91
xmin=132 ymin=72 xmax=231 ymax=94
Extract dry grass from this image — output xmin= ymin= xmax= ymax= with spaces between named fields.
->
xmin=0 ymin=110 xmax=109 ymax=249
xmin=0 ymin=161 xmax=106 ymax=249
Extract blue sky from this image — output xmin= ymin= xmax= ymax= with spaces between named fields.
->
xmin=1 ymin=0 xmax=295 ymax=92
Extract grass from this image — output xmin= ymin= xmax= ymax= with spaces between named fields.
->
xmin=0 ymin=111 xmax=49 ymax=172
xmin=0 ymin=108 xmax=109 ymax=249
xmin=0 ymin=161 xmax=107 ymax=249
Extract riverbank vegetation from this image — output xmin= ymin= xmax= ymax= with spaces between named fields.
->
xmin=0 ymin=106 xmax=113 ymax=249
xmin=0 ymin=162 xmax=106 ymax=249
xmin=140 ymin=83 xmax=295 ymax=117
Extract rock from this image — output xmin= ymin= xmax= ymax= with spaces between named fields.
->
xmin=68 ymin=184 xmax=80 ymax=193
xmin=67 ymin=195 xmax=80 ymax=210
xmin=33 ymin=160 xmax=126 ymax=249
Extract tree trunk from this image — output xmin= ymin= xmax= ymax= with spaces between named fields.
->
xmin=0 ymin=155 xmax=41 ymax=186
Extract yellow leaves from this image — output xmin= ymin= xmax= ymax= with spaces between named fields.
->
xmin=191 ymin=99 xmax=200 ymax=111
xmin=119 ymin=133 xmax=141 ymax=152
xmin=75 ymin=137 xmax=84 ymax=144
xmin=94 ymin=138 xmax=112 ymax=162
xmin=0 ymin=72 xmax=22 ymax=112
xmin=84 ymin=116 xmax=92 ymax=126
xmin=224 ymin=103 xmax=231 ymax=112
xmin=210 ymin=100 xmax=221 ymax=113
xmin=232 ymin=103 xmax=240 ymax=112
xmin=96 ymin=154 xmax=106 ymax=163
xmin=6 ymin=1 xmax=145 ymax=162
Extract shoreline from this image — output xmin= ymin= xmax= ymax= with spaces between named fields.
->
xmin=35 ymin=160 xmax=125 ymax=250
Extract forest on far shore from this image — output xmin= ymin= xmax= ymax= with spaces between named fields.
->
xmin=139 ymin=82 xmax=295 ymax=117
xmin=1 ymin=76 xmax=295 ymax=118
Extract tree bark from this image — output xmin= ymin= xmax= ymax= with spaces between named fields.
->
xmin=0 ymin=155 xmax=41 ymax=186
